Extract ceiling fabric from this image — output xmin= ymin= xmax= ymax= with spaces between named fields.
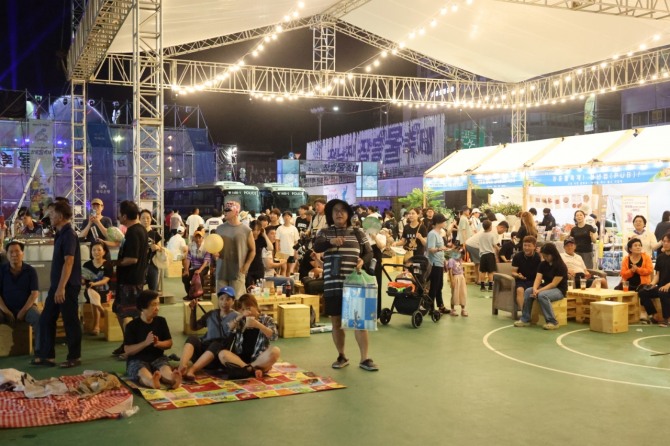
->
xmin=108 ymin=0 xmax=670 ymax=83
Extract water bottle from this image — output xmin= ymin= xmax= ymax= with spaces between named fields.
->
xmin=285 ymin=280 xmax=292 ymax=297
xmin=368 ymin=258 xmax=377 ymax=275
xmin=331 ymin=253 xmax=342 ymax=277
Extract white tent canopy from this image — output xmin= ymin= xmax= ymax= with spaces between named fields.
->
xmin=425 ymin=125 xmax=670 ymax=181
xmin=106 ymin=0 xmax=670 ymax=83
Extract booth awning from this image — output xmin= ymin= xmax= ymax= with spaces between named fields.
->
xmin=603 ymin=126 xmax=670 ymax=164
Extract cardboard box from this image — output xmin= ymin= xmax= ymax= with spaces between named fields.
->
xmin=590 ymin=301 xmax=628 ymax=333
xmin=0 ymin=322 xmax=32 ymax=356
xmin=165 ymin=261 xmax=183 ymax=278
xmin=103 ymin=307 xmax=124 ymax=342
xmin=278 ymin=304 xmax=310 ymax=338
xmin=183 ymin=301 xmax=212 ymax=335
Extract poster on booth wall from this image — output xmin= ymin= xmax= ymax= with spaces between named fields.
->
xmin=323 ymin=184 xmax=356 ymax=204
xmin=621 ymin=196 xmax=648 ymax=237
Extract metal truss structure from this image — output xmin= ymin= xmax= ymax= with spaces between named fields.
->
xmin=511 ymin=106 xmax=527 ymax=143
xmin=132 ymin=0 xmax=164 ymax=224
xmin=313 ymin=25 xmax=336 ymax=72
xmin=496 ymin=0 xmax=670 ymax=20
xmin=92 ymin=45 xmax=670 ymax=110
xmin=70 ymin=80 xmax=87 ymax=227
xmin=68 ymin=0 xmax=134 ymax=80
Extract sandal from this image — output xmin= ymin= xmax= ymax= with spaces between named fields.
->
xmin=59 ymin=359 xmax=82 ymax=368
xmin=461 ymin=310 xmax=469 ymax=317
xmin=30 ymin=358 xmax=56 ymax=367
xmin=224 ymin=362 xmax=255 ymax=380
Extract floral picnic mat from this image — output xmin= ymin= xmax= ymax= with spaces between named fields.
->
xmin=120 ymin=362 xmax=345 ymax=410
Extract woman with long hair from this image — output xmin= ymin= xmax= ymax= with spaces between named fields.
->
xmin=515 ymin=211 xmax=538 ymax=249
xmin=514 ymin=243 xmax=568 ymax=330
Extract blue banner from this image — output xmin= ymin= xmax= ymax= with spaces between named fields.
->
xmin=186 ymin=128 xmax=211 ymax=152
xmin=471 ymin=171 xmax=525 ymax=189
xmin=528 ymin=162 xmax=670 ymax=187
xmin=277 ymin=160 xmax=300 ymax=187
xmin=424 ymin=175 xmax=468 ymax=192
xmin=87 ymin=123 xmax=116 ymax=212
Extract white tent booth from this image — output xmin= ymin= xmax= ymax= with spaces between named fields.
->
xmin=424 ymin=125 xmax=670 ymax=242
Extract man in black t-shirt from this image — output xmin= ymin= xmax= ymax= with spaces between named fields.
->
xmin=510 ymin=235 xmax=541 ymax=312
xmin=124 ymin=290 xmax=181 ymax=389
xmin=111 ymin=200 xmax=149 ymax=357
xmin=639 ymin=234 xmax=670 ymax=325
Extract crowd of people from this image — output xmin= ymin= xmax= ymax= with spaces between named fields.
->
xmin=2 ymin=195 xmax=670 ymax=387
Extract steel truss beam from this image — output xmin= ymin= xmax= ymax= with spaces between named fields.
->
xmin=70 ymin=79 xmax=87 ymax=227
xmin=496 ymin=0 xmax=670 ymax=19
xmin=321 ymin=0 xmax=372 ymax=17
xmin=313 ymin=25 xmax=336 ymax=71
xmin=132 ymin=0 xmax=164 ymax=225
xmin=511 ymin=106 xmax=527 ymax=142
xmin=71 ymin=0 xmax=86 ymax=38
xmin=68 ymin=0 xmax=134 ymax=80
xmin=333 ymin=20 xmax=479 ymax=82
xmin=91 ymin=46 xmax=670 ymax=108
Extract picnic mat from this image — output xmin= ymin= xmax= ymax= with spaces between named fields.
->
xmin=0 ymin=374 xmax=134 ymax=429
xmin=121 ymin=362 xmax=345 ymax=410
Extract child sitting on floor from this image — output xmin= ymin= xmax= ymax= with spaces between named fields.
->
xmin=177 ymin=286 xmax=239 ymax=381
xmin=218 ymin=293 xmax=280 ymax=379
xmin=123 ymin=290 xmax=182 ymax=389
xmin=446 ymin=248 xmax=468 ymax=317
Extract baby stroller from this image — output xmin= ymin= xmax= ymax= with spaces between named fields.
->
xmin=379 ymin=255 xmax=441 ymax=328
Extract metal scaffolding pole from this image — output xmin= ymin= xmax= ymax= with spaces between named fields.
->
xmin=313 ymin=25 xmax=336 ymax=72
xmin=511 ymin=106 xmax=527 ymax=143
xmin=132 ymin=0 xmax=164 ymax=227
xmin=70 ymin=79 xmax=87 ymax=227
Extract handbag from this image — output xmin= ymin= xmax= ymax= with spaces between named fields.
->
xmin=342 ymin=271 xmax=378 ymax=331
xmin=189 ymin=272 xmax=204 ymax=299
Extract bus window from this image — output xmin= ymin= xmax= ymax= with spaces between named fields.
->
xmin=272 ymin=192 xmax=307 ymax=213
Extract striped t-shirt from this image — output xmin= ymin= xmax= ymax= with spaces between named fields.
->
xmin=314 ymin=226 xmax=371 ymax=299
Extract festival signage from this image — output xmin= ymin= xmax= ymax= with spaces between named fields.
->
xmin=528 ymin=162 xmax=670 ymax=187
xmin=306 ymin=114 xmax=445 ymax=168
xmin=424 ymin=175 xmax=468 ymax=192
xmin=621 ymin=196 xmax=648 ymax=236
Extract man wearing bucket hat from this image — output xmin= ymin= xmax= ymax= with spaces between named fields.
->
xmin=214 ymin=201 xmax=255 ymax=299
xmin=177 ymin=286 xmax=239 ymax=380
xmin=313 ymin=199 xmax=378 ymax=372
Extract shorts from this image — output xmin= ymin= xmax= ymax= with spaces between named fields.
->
xmin=465 ymin=245 xmax=480 ymax=263
xmin=479 ymin=253 xmax=497 ymax=274
xmin=126 ymin=356 xmax=170 ymax=380
xmin=287 ymin=256 xmax=296 ymax=264
xmin=515 ymin=279 xmax=534 ymax=291
xmin=84 ymin=288 xmax=108 ymax=304
xmin=113 ymin=284 xmax=143 ymax=318
xmin=185 ymin=335 xmax=233 ymax=367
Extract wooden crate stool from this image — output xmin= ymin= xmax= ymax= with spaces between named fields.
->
xmin=531 ymin=298 xmax=568 ymax=326
xmin=165 ymin=260 xmax=183 ymax=278
xmin=293 ymin=294 xmax=320 ymax=321
xmin=463 ymin=262 xmax=477 ymax=284
xmin=183 ymin=301 xmax=212 ymax=335
xmin=0 ymin=322 xmax=33 ymax=356
xmin=82 ymin=303 xmax=109 ymax=333
xmin=278 ymin=304 xmax=310 ymax=338
xmin=590 ymin=301 xmax=628 ymax=333
xmin=103 ymin=307 xmax=124 ymax=342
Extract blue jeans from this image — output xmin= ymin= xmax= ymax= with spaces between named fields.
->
xmin=39 ymin=284 xmax=82 ymax=360
xmin=0 ymin=305 xmax=41 ymax=355
xmin=520 ymin=287 xmax=564 ymax=325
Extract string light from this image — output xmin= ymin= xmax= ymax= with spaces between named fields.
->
xmin=174 ymin=1 xmax=307 ymax=95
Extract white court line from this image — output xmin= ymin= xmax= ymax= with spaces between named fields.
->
xmin=632 ymin=335 xmax=670 ymax=354
xmin=483 ymin=325 xmax=670 ymax=390
xmin=556 ymin=330 xmax=670 ymax=371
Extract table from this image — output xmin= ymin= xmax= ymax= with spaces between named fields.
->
xmin=568 ymin=288 xmax=639 ymax=324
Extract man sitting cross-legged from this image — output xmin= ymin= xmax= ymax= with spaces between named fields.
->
xmin=177 ymin=286 xmax=239 ymax=381
xmin=123 ymin=290 xmax=182 ymax=389
xmin=218 ymin=293 xmax=280 ymax=379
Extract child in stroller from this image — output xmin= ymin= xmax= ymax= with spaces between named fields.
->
xmin=379 ymin=255 xmax=442 ymax=328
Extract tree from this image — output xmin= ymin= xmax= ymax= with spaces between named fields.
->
xmin=399 ymin=188 xmax=452 ymax=218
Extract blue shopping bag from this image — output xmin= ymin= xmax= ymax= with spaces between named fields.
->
xmin=342 ymin=271 xmax=378 ymax=331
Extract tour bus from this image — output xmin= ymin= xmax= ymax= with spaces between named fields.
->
xmin=257 ymin=183 xmax=308 ymax=213
xmin=164 ymin=182 xmax=261 ymax=217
